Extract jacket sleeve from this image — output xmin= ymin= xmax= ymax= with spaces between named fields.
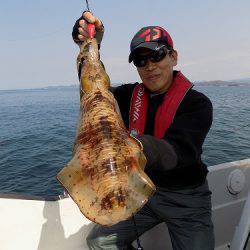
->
xmin=139 ymin=91 xmax=213 ymax=172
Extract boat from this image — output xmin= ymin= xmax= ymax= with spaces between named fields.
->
xmin=0 ymin=158 xmax=249 ymax=250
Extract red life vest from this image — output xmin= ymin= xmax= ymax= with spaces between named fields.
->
xmin=129 ymin=71 xmax=193 ymax=139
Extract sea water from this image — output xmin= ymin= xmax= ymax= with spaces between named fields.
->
xmin=0 ymin=85 xmax=249 ymax=197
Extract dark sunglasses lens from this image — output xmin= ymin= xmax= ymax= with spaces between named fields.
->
xmin=151 ymin=48 xmax=167 ymax=63
xmin=133 ymin=47 xmax=167 ymax=67
xmin=133 ymin=56 xmax=147 ymax=67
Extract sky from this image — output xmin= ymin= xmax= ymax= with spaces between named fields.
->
xmin=0 ymin=0 xmax=250 ymax=90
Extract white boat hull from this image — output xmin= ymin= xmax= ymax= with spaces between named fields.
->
xmin=1 ymin=159 xmax=250 ymax=250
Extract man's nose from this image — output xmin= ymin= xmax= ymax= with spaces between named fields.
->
xmin=145 ymin=59 xmax=156 ymax=70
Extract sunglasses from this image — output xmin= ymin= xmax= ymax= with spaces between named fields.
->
xmin=133 ymin=45 xmax=171 ymax=68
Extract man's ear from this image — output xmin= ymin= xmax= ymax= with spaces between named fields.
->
xmin=171 ymin=50 xmax=178 ymax=66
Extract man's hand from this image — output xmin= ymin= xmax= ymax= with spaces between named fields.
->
xmin=138 ymin=135 xmax=178 ymax=171
xmin=72 ymin=11 xmax=104 ymax=46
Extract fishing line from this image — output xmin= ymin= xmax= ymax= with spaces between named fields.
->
xmin=132 ymin=215 xmax=143 ymax=250
xmin=85 ymin=0 xmax=91 ymax=11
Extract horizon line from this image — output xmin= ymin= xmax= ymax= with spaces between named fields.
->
xmin=1 ymin=78 xmax=250 ymax=92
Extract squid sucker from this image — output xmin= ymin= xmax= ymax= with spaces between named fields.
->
xmin=57 ymin=37 xmax=155 ymax=226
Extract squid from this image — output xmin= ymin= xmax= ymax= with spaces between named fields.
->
xmin=57 ymin=36 xmax=155 ymax=226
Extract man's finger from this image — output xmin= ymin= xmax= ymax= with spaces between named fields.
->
xmin=94 ymin=18 xmax=103 ymax=30
xmin=83 ymin=11 xmax=95 ymax=23
xmin=78 ymin=34 xmax=87 ymax=41
xmin=78 ymin=27 xmax=83 ymax=35
xmin=82 ymin=11 xmax=103 ymax=30
xmin=79 ymin=19 xmax=86 ymax=28
xmin=81 ymin=29 xmax=89 ymax=37
xmin=78 ymin=27 xmax=88 ymax=36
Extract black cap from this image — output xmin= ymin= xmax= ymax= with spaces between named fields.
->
xmin=129 ymin=26 xmax=174 ymax=63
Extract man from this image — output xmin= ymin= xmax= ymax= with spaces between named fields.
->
xmin=72 ymin=12 xmax=215 ymax=250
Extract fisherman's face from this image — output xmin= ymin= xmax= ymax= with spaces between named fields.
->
xmin=135 ymin=47 xmax=177 ymax=93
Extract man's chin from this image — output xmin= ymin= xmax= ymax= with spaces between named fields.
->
xmin=143 ymin=81 xmax=158 ymax=91
xmin=145 ymin=86 xmax=161 ymax=93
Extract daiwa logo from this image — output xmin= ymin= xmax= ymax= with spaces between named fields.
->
xmin=138 ymin=28 xmax=161 ymax=42
xmin=133 ymin=87 xmax=144 ymax=122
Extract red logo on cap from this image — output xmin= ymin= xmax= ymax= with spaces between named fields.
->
xmin=152 ymin=28 xmax=161 ymax=40
xmin=138 ymin=28 xmax=162 ymax=42
xmin=138 ymin=29 xmax=151 ymax=42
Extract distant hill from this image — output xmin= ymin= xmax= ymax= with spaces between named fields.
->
xmin=34 ymin=84 xmax=78 ymax=90
xmin=231 ymin=78 xmax=250 ymax=84
xmin=195 ymin=79 xmax=250 ymax=86
xmin=2 ymin=77 xmax=250 ymax=92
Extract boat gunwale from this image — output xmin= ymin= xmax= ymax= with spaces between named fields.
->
xmin=0 ymin=192 xmax=68 ymax=201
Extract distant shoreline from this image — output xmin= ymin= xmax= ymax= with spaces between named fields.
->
xmin=1 ymin=80 xmax=250 ymax=92
xmin=194 ymin=80 xmax=250 ymax=87
xmin=0 ymin=85 xmax=78 ymax=92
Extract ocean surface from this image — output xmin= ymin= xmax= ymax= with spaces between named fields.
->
xmin=0 ymin=85 xmax=249 ymax=198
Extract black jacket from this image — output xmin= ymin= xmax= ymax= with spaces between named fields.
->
xmin=111 ymin=79 xmax=213 ymax=189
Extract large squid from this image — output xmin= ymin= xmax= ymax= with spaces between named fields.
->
xmin=57 ymin=34 xmax=155 ymax=226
